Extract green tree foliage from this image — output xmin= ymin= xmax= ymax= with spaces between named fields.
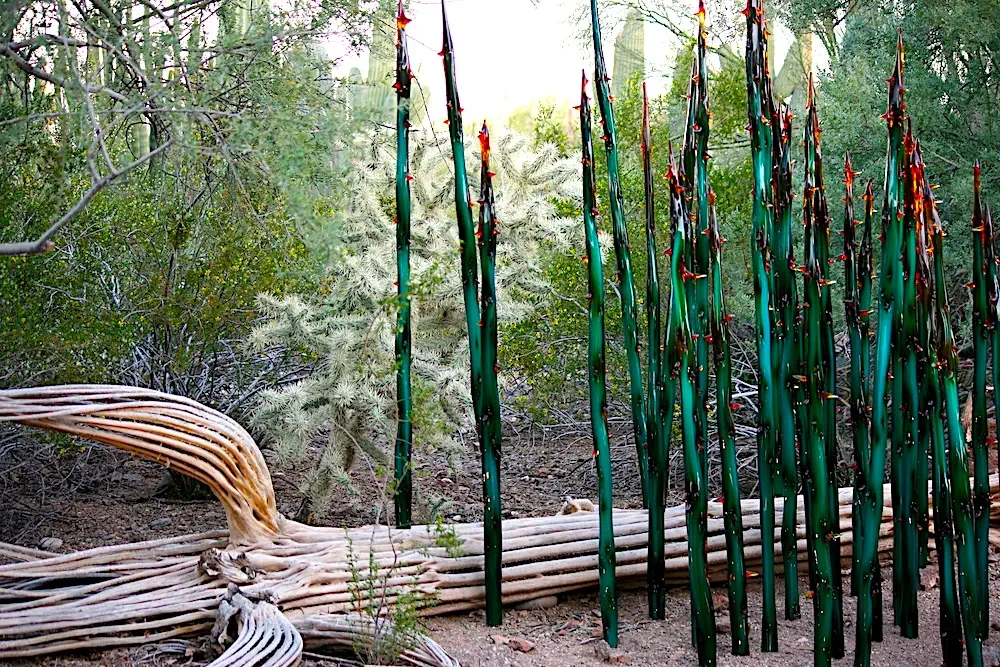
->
xmin=0 ymin=0 xmax=377 ymax=406
xmin=507 ymin=51 xmax=754 ymax=418
xmin=531 ymin=103 xmax=572 ymax=157
xmin=819 ymin=1 xmax=1000 ymax=336
xmin=251 ymin=128 xmax=580 ymax=513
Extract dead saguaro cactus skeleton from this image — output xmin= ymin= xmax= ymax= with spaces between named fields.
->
xmin=0 ymin=386 xmax=462 ymax=667
xmin=2 ymin=384 xmax=977 ymax=665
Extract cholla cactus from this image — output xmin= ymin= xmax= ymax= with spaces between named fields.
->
xmin=252 ymin=128 xmax=578 ymax=513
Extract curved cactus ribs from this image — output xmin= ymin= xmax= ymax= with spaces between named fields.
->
xmin=0 ymin=386 xmax=997 ymax=664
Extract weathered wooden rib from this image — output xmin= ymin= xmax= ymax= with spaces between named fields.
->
xmin=1 ymin=386 xmax=997 ymax=664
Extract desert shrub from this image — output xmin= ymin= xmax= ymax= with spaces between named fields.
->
xmin=252 ymin=127 xmax=581 ymax=512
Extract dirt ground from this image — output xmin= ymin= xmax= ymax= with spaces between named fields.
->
xmin=16 ymin=564 xmax=1000 ymax=667
xmin=2 ymin=421 xmax=999 ymax=667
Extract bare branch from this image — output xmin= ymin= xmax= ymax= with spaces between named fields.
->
xmin=0 ymin=42 xmax=129 ymax=103
xmin=0 ymin=137 xmax=173 ymax=255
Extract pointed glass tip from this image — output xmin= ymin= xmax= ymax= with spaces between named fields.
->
xmin=478 ymin=122 xmax=491 ymax=158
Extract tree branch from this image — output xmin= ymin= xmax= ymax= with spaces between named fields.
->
xmin=0 ymin=137 xmax=173 ymax=255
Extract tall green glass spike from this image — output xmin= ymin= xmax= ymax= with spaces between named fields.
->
xmin=642 ymin=83 xmax=666 ymax=621
xmin=477 ymin=121 xmax=504 ymax=628
xmin=581 ymin=72 xmax=619 ymax=647
xmin=924 ymin=144 xmax=985 ymax=667
xmin=806 ymin=79 xmax=845 ymax=658
xmin=742 ymin=0 xmax=778 ymax=649
xmin=988 ymin=173 xmax=1000 ymax=644
xmin=802 ymin=80 xmax=840 ymax=667
xmin=708 ymin=190 xmax=749 ymax=656
xmin=441 ymin=2 xmax=500 ymax=626
xmin=855 ymin=33 xmax=905 ymax=667
xmin=773 ymin=101 xmax=801 ymax=622
xmin=971 ymin=161 xmax=992 ymax=639
xmin=589 ymin=0 xmax=649 ymax=506
xmin=393 ymin=0 xmax=414 ymax=530
xmin=921 ymin=163 xmax=963 ymax=667
xmin=667 ymin=148 xmax=716 ymax=667
xmin=681 ymin=1 xmax=711 ymax=497
xmin=843 ymin=161 xmax=873 ymax=600
xmin=896 ymin=120 xmax=920 ymax=638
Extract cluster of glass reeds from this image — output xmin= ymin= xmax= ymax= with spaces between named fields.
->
xmin=391 ymin=2 xmax=996 ymax=666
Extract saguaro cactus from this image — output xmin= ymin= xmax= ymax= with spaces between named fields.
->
xmin=667 ymin=149 xmax=716 ymax=667
xmin=580 ymin=73 xmax=619 ymax=647
xmin=742 ymin=0 xmax=778 ymax=649
xmin=642 ymin=83 xmax=666 ymax=621
xmin=393 ymin=0 xmax=414 ymax=529
xmin=708 ymin=190 xmax=749 ymax=656
xmin=588 ymin=0 xmax=649 ymax=506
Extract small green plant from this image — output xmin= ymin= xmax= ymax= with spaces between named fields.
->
xmin=42 ymin=431 xmax=84 ymax=456
xmin=346 ymin=533 xmax=426 ymax=665
xmin=431 ymin=514 xmax=463 ymax=558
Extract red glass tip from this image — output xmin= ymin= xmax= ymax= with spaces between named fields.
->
xmin=478 ymin=122 xmax=491 ymax=163
xmin=396 ymin=4 xmax=411 ymax=30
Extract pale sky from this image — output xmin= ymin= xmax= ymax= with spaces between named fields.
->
xmin=332 ymin=0 xmax=588 ymax=124
xmin=331 ymin=0 xmax=812 ymax=127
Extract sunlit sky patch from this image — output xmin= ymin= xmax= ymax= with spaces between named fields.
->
xmin=330 ymin=0 xmax=813 ymax=127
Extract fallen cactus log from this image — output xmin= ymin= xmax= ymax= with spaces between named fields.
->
xmin=209 ymin=587 xmax=302 ymax=667
xmin=1 ymin=386 xmax=999 ymax=663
